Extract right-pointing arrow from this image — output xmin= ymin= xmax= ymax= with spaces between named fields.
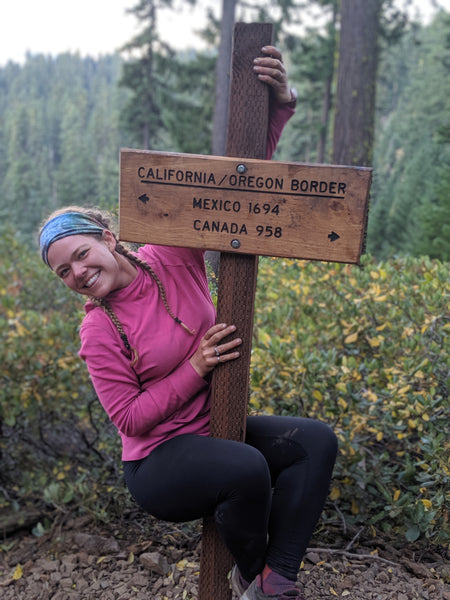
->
xmin=328 ymin=231 xmax=340 ymax=242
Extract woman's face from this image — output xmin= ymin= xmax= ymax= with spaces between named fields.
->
xmin=47 ymin=231 xmax=132 ymax=298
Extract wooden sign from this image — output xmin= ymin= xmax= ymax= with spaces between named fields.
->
xmin=119 ymin=149 xmax=371 ymax=264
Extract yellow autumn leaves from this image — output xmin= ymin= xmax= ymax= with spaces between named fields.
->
xmin=251 ymin=255 xmax=449 ymax=543
xmin=1 ymin=228 xmax=448 ymax=544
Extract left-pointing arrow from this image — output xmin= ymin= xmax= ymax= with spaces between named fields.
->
xmin=138 ymin=193 xmax=150 ymax=204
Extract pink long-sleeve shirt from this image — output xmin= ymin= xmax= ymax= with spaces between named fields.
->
xmin=79 ymin=245 xmax=215 ymax=460
xmin=79 ymin=98 xmax=295 ymax=460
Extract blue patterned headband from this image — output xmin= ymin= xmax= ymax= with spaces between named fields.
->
xmin=40 ymin=212 xmax=106 ymax=267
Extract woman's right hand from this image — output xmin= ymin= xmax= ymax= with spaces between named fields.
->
xmin=253 ymin=45 xmax=293 ymax=104
xmin=189 ymin=323 xmax=242 ymax=378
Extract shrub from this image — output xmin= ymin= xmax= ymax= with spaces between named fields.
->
xmin=0 ymin=228 xmax=128 ymax=523
xmin=251 ymin=255 xmax=449 ymax=545
xmin=1 ymin=226 xmax=448 ymax=547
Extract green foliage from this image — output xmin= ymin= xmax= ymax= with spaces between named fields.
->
xmin=161 ymin=50 xmax=216 ymax=155
xmin=251 ymin=255 xmax=449 ymax=545
xmin=119 ymin=0 xmax=198 ymax=150
xmin=1 ymin=225 xmax=448 ymax=547
xmin=416 ymin=125 xmax=450 ymax=261
xmin=0 ymin=53 xmax=128 ymax=238
xmin=0 ymin=227 xmax=130 ymax=521
xmin=276 ymin=12 xmax=337 ymax=164
xmin=0 ymin=47 xmax=215 ymax=238
xmin=368 ymin=12 xmax=450 ymax=259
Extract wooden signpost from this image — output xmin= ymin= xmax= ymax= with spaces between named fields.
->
xmin=120 ymin=151 xmax=370 ymax=264
xmin=119 ymin=23 xmax=371 ymax=600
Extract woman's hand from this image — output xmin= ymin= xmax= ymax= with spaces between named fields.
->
xmin=189 ymin=323 xmax=242 ymax=378
xmin=253 ymin=45 xmax=293 ymax=105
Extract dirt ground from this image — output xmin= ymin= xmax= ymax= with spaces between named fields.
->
xmin=1 ymin=513 xmax=449 ymax=600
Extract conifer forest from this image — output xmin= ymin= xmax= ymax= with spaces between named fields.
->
xmin=0 ymin=1 xmax=448 ymax=260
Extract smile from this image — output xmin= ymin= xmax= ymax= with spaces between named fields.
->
xmin=85 ymin=272 xmax=100 ymax=288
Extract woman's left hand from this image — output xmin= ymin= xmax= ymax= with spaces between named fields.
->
xmin=189 ymin=323 xmax=242 ymax=378
xmin=253 ymin=45 xmax=293 ymax=104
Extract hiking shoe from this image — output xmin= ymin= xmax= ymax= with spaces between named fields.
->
xmin=229 ymin=564 xmax=248 ymax=597
xmin=240 ymin=575 xmax=305 ymax=600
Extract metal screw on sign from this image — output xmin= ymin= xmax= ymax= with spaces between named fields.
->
xmin=236 ymin=163 xmax=247 ymax=174
xmin=231 ymin=239 xmax=241 ymax=249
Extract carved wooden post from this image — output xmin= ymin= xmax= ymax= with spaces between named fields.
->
xmin=198 ymin=22 xmax=273 ymax=600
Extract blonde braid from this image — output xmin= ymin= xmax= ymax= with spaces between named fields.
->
xmin=91 ymin=297 xmax=139 ymax=367
xmin=115 ymin=243 xmax=195 ymax=335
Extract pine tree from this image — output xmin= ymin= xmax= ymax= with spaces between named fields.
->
xmin=276 ymin=0 xmax=338 ymax=163
xmin=417 ymin=125 xmax=450 ymax=260
xmin=0 ymin=54 xmax=126 ymax=237
xmin=162 ymin=50 xmax=216 ymax=154
xmin=119 ymin=0 xmax=196 ymax=150
xmin=368 ymin=12 xmax=450 ymax=259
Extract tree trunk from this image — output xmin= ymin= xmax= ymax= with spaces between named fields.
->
xmin=332 ymin=0 xmax=381 ymax=166
xmin=211 ymin=0 xmax=238 ymax=156
xmin=207 ymin=0 xmax=238 ymax=276
xmin=317 ymin=1 xmax=338 ymax=163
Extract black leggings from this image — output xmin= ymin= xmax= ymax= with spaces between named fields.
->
xmin=123 ymin=416 xmax=337 ymax=582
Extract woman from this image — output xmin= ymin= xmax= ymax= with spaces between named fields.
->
xmin=39 ymin=47 xmax=337 ymax=600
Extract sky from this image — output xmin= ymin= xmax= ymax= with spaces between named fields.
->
xmin=0 ymin=0 xmax=449 ymax=67
xmin=0 ymin=0 xmax=211 ymax=66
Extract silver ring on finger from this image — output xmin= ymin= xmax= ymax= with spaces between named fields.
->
xmin=217 ymin=354 xmax=221 ymax=363
xmin=214 ymin=346 xmax=220 ymax=357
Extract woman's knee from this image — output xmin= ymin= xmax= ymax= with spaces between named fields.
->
xmin=219 ymin=444 xmax=271 ymax=501
xmin=303 ymin=419 xmax=338 ymax=466
xmin=231 ymin=444 xmax=272 ymax=497
xmin=275 ymin=418 xmax=338 ymax=468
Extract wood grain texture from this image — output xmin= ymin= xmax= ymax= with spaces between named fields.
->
xmin=198 ymin=23 xmax=272 ymax=600
xmin=119 ymin=150 xmax=371 ymax=263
